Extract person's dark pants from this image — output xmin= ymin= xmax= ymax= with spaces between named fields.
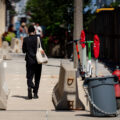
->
xmin=26 ymin=63 xmax=42 ymax=94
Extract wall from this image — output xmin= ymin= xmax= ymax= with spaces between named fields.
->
xmin=0 ymin=0 xmax=6 ymax=47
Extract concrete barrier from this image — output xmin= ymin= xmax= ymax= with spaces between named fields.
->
xmin=52 ymin=61 xmax=84 ymax=110
xmin=1 ymin=41 xmax=12 ymax=60
xmin=77 ymin=77 xmax=90 ymax=111
xmin=0 ymin=60 xmax=8 ymax=110
xmin=11 ymin=38 xmax=22 ymax=53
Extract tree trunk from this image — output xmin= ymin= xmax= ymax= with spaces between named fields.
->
xmin=73 ymin=0 xmax=83 ymax=68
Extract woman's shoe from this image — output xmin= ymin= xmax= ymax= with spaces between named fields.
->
xmin=34 ymin=93 xmax=39 ymax=99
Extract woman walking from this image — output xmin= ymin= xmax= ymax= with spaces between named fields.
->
xmin=22 ymin=25 xmax=43 ymax=99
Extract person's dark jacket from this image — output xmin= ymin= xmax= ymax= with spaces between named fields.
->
xmin=22 ymin=35 xmax=39 ymax=64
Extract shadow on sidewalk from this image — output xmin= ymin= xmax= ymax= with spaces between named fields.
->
xmin=46 ymin=64 xmax=60 ymax=68
xmin=75 ymin=113 xmax=116 ymax=118
xmin=12 ymin=95 xmax=29 ymax=100
xmin=75 ymin=113 xmax=92 ymax=117
xmin=51 ymin=110 xmax=75 ymax=112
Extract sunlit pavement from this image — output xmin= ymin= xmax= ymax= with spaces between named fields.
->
xmin=0 ymin=53 xmax=119 ymax=120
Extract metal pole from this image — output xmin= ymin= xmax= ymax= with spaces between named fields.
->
xmin=82 ymin=47 xmax=87 ymax=71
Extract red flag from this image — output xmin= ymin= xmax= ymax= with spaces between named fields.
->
xmin=93 ymin=34 xmax=100 ymax=59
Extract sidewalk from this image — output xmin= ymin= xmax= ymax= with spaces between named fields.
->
xmin=0 ymin=53 xmax=119 ymax=120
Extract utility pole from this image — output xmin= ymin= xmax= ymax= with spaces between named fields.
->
xmin=73 ymin=0 xmax=83 ymax=68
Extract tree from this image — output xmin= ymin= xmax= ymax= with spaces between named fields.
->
xmin=26 ymin=0 xmax=74 ymax=57
xmin=26 ymin=0 xmax=73 ymax=26
xmin=110 ymin=1 xmax=120 ymax=8
xmin=73 ymin=0 xmax=83 ymax=68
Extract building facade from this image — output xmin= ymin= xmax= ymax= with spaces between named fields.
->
xmin=14 ymin=0 xmax=28 ymax=24
xmin=0 ymin=0 xmax=6 ymax=47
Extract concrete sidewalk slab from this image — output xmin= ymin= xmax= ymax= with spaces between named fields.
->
xmin=5 ymin=56 xmax=60 ymax=110
xmin=0 ymin=54 xmax=119 ymax=120
xmin=0 ymin=111 xmax=46 ymax=120
xmin=0 ymin=110 xmax=119 ymax=120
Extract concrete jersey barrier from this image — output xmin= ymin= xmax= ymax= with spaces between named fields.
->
xmin=0 ymin=60 xmax=8 ymax=110
xmin=52 ymin=61 xmax=84 ymax=110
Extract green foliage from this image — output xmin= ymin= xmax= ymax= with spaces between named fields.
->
xmin=83 ymin=0 xmax=96 ymax=30
xmin=10 ymin=9 xmax=17 ymax=16
xmin=26 ymin=0 xmax=73 ymax=26
xmin=46 ymin=22 xmax=61 ymax=36
xmin=83 ymin=11 xmax=96 ymax=30
xmin=26 ymin=0 xmax=73 ymax=54
xmin=84 ymin=0 xmax=91 ymax=8
xmin=5 ymin=32 xmax=16 ymax=42
xmin=110 ymin=2 xmax=120 ymax=8
xmin=42 ymin=37 xmax=49 ymax=53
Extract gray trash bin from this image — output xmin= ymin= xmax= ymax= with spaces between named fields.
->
xmin=84 ymin=75 xmax=118 ymax=117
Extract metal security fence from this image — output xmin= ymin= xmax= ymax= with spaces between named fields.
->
xmin=87 ymin=8 xmax=120 ymax=66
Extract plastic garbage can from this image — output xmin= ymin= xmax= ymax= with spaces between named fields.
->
xmin=84 ymin=75 xmax=118 ymax=117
